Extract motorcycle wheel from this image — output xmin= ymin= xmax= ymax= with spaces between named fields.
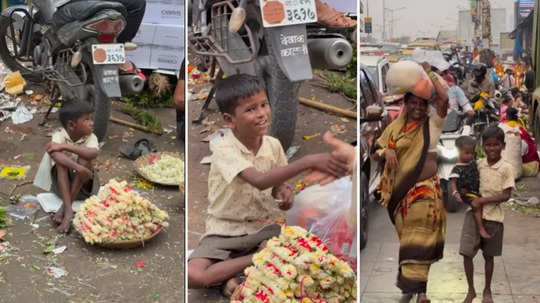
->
xmin=440 ymin=179 xmax=459 ymax=213
xmin=258 ymin=32 xmax=301 ymax=150
xmin=0 ymin=15 xmax=42 ymax=81
xmin=360 ymin=172 xmax=369 ymax=250
xmin=87 ymin=83 xmax=110 ymax=142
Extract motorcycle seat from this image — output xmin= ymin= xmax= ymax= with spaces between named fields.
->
xmin=53 ymin=1 xmax=127 ymax=28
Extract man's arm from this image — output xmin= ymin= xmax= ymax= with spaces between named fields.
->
xmin=239 ymin=154 xmax=348 ymax=190
xmin=173 ymin=79 xmax=185 ymax=110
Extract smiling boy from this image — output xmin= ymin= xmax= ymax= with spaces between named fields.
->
xmin=460 ymin=126 xmax=514 ymax=303
xmin=187 ymin=74 xmax=348 ymax=297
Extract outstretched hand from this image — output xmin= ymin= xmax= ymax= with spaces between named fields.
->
xmin=305 ymin=132 xmax=355 ymax=185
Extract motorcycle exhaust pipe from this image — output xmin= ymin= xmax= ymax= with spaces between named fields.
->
xmin=308 ymin=38 xmax=353 ymax=70
xmin=119 ymin=74 xmax=144 ymax=95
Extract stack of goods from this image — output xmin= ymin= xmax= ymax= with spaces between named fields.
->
xmin=73 ymin=179 xmax=169 ymax=244
xmin=386 ymin=60 xmax=434 ymax=100
xmin=231 ymin=226 xmax=356 ymax=303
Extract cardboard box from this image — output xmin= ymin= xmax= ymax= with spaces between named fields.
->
xmin=153 ymin=24 xmax=184 ymax=49
xmin=127 ymin=24 xmax=184 ymax=70
xmin=126 ymin=45 xmax=152 ymax=69
xmin=150 ymin=46 xmax=184 ymax=70
xmin=131 ymin=23 xmax=157 ymax=46
xmin=142 ymin=1 xmax=184 ymax=25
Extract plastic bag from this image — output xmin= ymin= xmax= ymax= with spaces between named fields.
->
xmin=286 ymin=177 xmax=352 ymax=228
xmin=286 ymin=177 xmax=356 ymax=270
xmin=386 ymin=60 xmax=434 ymax=100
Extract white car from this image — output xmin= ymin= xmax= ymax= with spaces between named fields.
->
xmin=360 ymin=55 xmax=390 ymax=95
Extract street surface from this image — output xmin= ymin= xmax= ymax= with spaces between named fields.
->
xmin=186 ymin=76 xmax=357 ymax=302
xmin=360 ymin=176 xmax=540 ymax=303
xmin=0 ymin=90 xmax=185 ymax=302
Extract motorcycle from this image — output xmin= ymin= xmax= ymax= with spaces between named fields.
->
xmin=470 ymin=92 xmax=500 ymax=137
xmin=188 ymin=0 xmax=353 ymax=149
xmin=0 ymin=0 xmax=145 ymax=141
xmin=436 ymin=110 xmax=471 ymax=212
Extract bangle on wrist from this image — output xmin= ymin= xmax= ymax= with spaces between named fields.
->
xmin=452 ymin=190 xmax=459 ymax=196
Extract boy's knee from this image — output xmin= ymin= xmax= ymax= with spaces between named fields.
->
xmin=187 ymin=267 xmax=209 ymax=288
xmin=482 ymin=254 xmax=494 ymax=261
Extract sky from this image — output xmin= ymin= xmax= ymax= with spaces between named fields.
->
xmin=362 ymin=0 xmax=516 ymax=41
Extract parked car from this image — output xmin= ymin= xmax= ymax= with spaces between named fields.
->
xmin=360 ymin=67 xmax=391 ymax=250
xmin=361 ymin=55 xmax=390 ymax=95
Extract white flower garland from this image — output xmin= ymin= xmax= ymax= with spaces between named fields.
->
xmin=232 ymin=226 xmax=357 ymax=303
xmin=73 ymin=179 xmax=169 ymax=244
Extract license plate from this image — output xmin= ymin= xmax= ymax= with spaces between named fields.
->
xmin=259 ymin=0 xmax=317 ymax=28
xmin=92 ymin=44 xmax=126 ymax=65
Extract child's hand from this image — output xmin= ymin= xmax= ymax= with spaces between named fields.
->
xmin=310 ymin=153 xmax=349 ymax=178
xmin=454 ymin=192 xmax=464 ymax=203
xmin=76 ymin=165 xmax=93 ymax=182
xmin=272 ymin=185 xmax=294 ymax=211
xmin=46 ymin=142 xmax=65 ymax=154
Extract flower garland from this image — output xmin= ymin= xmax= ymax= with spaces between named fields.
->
xmin=73 ymin=179 xmax=169 ymax=244
xmin=231 ymin=226 xmax=356 ymax=303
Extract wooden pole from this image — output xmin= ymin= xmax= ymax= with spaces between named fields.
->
xmin=298 ymin=97 xmax=357 ymax=119
xmin=109 ymin=116 xmax=156 ymax=133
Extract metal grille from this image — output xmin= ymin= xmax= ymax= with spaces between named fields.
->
xmin=43 ymin=49 xmax=84 ymax=87
xmin=189 ymin=1 xmax=256 ymax=64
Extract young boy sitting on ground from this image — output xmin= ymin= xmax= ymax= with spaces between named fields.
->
xmin=450 ymin=135 xmax=491 ymax=239
xmin=34 ymin=102 xmax=100 ymax=233
xmin=187 ymin=74 xmax=348 ymax=297
xmin=460 ymin=126 xmax=514 ymax=303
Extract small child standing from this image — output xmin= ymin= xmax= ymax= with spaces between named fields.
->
xmin=34 ymin=102 xmax=100 ymax=233
xmin=460 ymin=126 xmax=514 ymax=303
xmin=449 ymin=135 xmax=491 ymax=239
xmin=187 ymin=74 xmax=348 ymax=297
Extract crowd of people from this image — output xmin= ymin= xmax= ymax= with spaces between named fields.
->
xmin=372 ymin=49 xmax=540 ymax=302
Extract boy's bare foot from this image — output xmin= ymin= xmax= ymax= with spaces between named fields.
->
xmin=417 ymin=293 xmax=430 ymax=303
xmin=56 ymin=208 xmax=74 ymax=234
xmin=51 ymin=204 xmax=65 ymax=224
xmin=482 ymin=289 xmax=493 ymax=303
xmin=479 ymin=228 xmax=492 ymax=239
xmin=399 ymin=293 xmax=413 ymax=303
xmin=463 ymin=291 xmax=476 ymax=303
xmin=222 ymin=277 xmax=241 ymax=298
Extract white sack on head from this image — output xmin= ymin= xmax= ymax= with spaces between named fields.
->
xmin=386 ymin=60 xmax=434 ymax=100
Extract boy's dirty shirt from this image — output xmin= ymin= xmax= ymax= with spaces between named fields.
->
xmin=477 ymin=158 xmax=515 ymax=222
xmin=33 ymin=128 xmax=99 ymax=191
xmin=205 ymin=130 xmax=287 ymax=238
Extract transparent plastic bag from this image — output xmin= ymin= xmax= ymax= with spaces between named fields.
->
xmin=286 ymin=177 xmax=356 ymax=270
xmin=286 ymin=177 xmax=352 ymax=228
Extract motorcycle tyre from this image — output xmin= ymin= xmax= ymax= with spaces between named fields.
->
xmin=360 ymin=172 xmax=369 ymax=250
xmin=0 ymin=15 xmax=42 ymax=81
xmin=258 ymin=31 xmax=301 ymax=151
xmin=87 ymin=83 xmax=110 ymax=142
xmin=440 ymin=179 xmax=459 ymax=213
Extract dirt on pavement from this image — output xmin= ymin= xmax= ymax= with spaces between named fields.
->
xmin=186 ymin=74 xmax=357 ymax=302
xmin=0 ymin=89 xmax=185 ymax=302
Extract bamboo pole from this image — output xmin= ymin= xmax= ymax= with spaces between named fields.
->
xmin=298 ymin=97 xmax=357 ymax=119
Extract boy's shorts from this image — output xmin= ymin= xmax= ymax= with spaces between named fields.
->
xmin=51 ymin=165 xmax=100 ymax=201
xmin=188 ymin=224 xmax=281 ymax=261
xmin=459 ymin=210 xmax=504 ymax=257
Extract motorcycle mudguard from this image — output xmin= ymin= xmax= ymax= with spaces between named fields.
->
xmin=94 ymin=65 xmax=121 ymax=98
xmin=266 ymin=25 xmax=313 ymax=82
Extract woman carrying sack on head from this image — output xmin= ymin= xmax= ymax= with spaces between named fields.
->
xmin=373 ymin=61 xmax=449 ymax=303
